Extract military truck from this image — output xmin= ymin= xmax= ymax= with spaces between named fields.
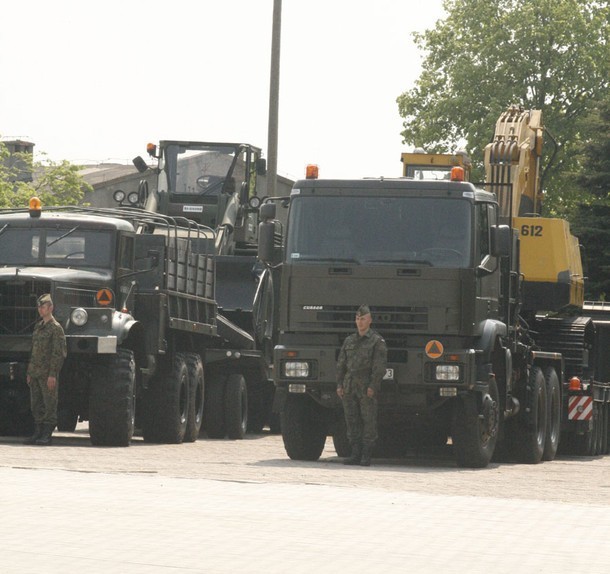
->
xmin=0 ymin=199 xmax=265 ymax=445
xmin=258 ymin=108 xmax=610 ymax=467
xmin=123 ymin=140 xmax=281 ymax=432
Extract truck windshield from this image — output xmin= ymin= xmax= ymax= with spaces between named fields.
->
xmin=286 ymin=195 xmax=472 ymax=268
xmin=163 ymin=144 xmax=246 ymax=198
xmin=0 ymin=228 xmax=114 ymax=268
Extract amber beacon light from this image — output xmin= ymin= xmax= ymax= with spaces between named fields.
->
xmin=29 ymin=196 xmax=42 ymax=218
xmin=305 ymin=164 xmax=319 ymax=179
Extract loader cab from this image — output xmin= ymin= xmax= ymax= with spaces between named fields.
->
xmin=153 ymin=141 xmax=266 ymax=233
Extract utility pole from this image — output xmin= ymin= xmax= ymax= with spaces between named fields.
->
xmin=266 ymin=0 xmax=282 ymax=197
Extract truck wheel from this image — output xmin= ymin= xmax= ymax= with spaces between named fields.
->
xmin=142 ymin=354 xmax=189 ymax=444
xmin=246 ymin=381 xmax=266 ymax=434
xmin=57 ymin=409 xmax=78 ymax=432
xmin=602 ymin=403 xmax=608 ymax=455
xmin=509 ymin=366 xmax=547 ymax=463
xmin=225 ymin=374 xmax=248 ymax=440
xmin=542 ymin=367 xmax=561 ymax=461
xmin=451 ymin=377 xmax=499 ymax=468
xmin=331 ymin=412 xmax=350 ymax=457
xmin=281 ymin=394 xmax=326 ymax=461
xmin=89 ymin=348 xmax=136 ymax=447
xmin=204 ymin=376 xmax=226 ymax=438
xmin=183 ymin=353 xmax=204 ymax=442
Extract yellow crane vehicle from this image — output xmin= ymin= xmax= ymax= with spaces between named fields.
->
xmin=259 ymin=105 xmax=610 ymax=467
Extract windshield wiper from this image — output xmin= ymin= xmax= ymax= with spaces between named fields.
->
xmin=363 ymin=258 xmax=433 ymax=266
xmin=297 ymin=256 xmax=361 ymax=265
xmin=0 ymin=223 xmax=8 ymax=238
xmin=46 ymin=226 xmax=80 ymax=247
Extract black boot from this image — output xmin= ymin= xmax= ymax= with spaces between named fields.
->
xmin=343 ymin=442 xmax=362 ymax=465
xmin=35 ymin=424 xmax=54 ymax=446
xmin=360 ymin=443 xmax=374 ymax=466
xmin=23 ymin=424 xmax=42 ymax=445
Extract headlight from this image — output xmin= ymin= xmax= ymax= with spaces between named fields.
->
xmin=113 ymin=189 xmax=126 ymax=203
xmin=71 ymin=308 xmax=88 ymax=327
xmin=128 ymin=191 xmax=140 ymax=205
xmin=435 ymin=364 xmax=461 ymax=381
xmin=284 ymin=361 xmax=310 ymax=378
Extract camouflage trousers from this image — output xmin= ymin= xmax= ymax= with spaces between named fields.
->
xmin=342 ymin=386 xmax=378 ymax=446
xmin=29 ymin=376 xmax=58 ymax=426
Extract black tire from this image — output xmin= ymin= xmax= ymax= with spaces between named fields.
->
xmin=281 ymin=394 xmax=326 ymax=461
xmin=592 ymin=403 xmax=602 ymax=456
xmin=451 ymin=377 xmax=499 ymax=468
xmin=225 ymin=374 xmax=248 ymax=440
xmin=204 ymin=376 xmax=226 ymax=439
xmin=142 ymin=354 xmax=189 ymax=444
xmin=509 ymin=366 xmax=547 ymax=464
xmin=602 ymin=403 xmax=609 ymax=455
xmin=542 ymin=367 xmax=561 ymax=461
xmin=89 ymin=348 xmax=136 ymax=447
xmin=183 ymin=353 xmax=204 ymax=443
xmin=57 ymin=409 xmax=78 ymax=432
xmin=331 ymin=412 xmax=350 ymax=457
xmin=246 ymin=380 xmax=266 ymax=434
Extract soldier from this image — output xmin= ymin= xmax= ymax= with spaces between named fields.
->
xmin=23 ymin=294 xmax=67 ymax=446
xmin=336 ymin=304 xmax=387 ymax=466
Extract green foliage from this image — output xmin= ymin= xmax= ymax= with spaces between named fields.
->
xmin=397 ymin=0 xmax=610 ymax=216
xmin=568 ymin=97 xmax=610 ymax=299
xmin=0 ymin=141 xmax=91 ymax=208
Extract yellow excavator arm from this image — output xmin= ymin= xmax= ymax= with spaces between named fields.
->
xmin=484 ymin=105 xmax=583 ymax=311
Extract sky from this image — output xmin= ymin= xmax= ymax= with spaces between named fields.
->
xmin=1 ymin=0 xmax=447 ymax=183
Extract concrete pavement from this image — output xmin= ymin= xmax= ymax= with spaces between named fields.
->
xmin=1 ymin=465 xmax=609 ymax=573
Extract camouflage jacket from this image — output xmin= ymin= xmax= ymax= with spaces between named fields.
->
xmin=336 ymin=328 xmax=387 ymax=393
xmin=27 ymin=317 xmax=67 ymax=379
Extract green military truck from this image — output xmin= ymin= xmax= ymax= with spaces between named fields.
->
xmin=258 ymin=171 xmax=610 ymax=467
xmin=126 ymin=140 xmax=281 ymax=432
xmin=0 ymin=200 xmax=265 ymax=445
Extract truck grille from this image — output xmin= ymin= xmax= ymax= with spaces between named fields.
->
xmin=0 ymin=280 xmax=51 ymax=335
xmin=315 ymin=305 xmax=428 ymax=332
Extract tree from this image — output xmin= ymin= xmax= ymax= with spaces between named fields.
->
xmin=0 ymin=141 xmax=91 ymax=208
xmin=569 ymin=97 xmax=610 ymax=299
xmin=397 ymin=0 xmax=610 ymax=216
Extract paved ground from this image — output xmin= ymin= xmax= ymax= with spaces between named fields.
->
xmin=1 ymin=428 xmax=610 ymax=573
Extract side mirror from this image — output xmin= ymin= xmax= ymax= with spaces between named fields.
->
xmin=491 ymin=225 xmax=511 ymax=258
xmin=260 ymin=202 xmax=276 ymax=221
xmin=256 ymin=158 xmax=267 ymax=176
xmin=133 ymin=156 xmax=149 ymax=174
xmin=258 ymin=220 xmax=276 ymax=264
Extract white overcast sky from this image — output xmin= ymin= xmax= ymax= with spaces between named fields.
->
xmin=1 ymin=0 xmax=446 ymax=182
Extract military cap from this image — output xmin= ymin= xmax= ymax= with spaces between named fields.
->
xmin=37 ymin=293 xmax=53 ymax=306
xmin=356 ymin=304 xmax=371 ymax=317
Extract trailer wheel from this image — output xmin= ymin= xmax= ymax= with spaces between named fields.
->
xmin=593 ymin=403 xmax=602 ymax=456
xmin=281 ymin=394 xmax=326 ymax=461
xmin=451 ymin=377 xmax=499 ymax=468
xmin=542 ymin=367 xmax=561 ymax=461
xmin=509 ymin=366 xmax=547 ymax=464
xmin=89 ymin=348 xmax=136 ymax=447
xmin=142 ymin=354 xmax=189 ymax=444
xmin=601 ymin=403 xmax=608 ymax=455
xmin=204 ymin=376 xmax=226 ymax=439
xmin=224 ymin=374 xmax=248 ymax=440
xmin=183 ymin=353 xmax=204 ymax=442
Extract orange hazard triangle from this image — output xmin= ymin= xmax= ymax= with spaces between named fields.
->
xmin=425 ymin=340 xmax=444 ymax=359
xmin=96 ymin=288 xmax=114 ymax=306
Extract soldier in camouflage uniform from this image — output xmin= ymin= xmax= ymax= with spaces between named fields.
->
xmin=336 ymin=305 xmax=387 ymax=466
xmin=23 ymin=294 xmax=67 ymax=446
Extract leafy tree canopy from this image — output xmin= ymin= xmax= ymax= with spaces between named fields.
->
xmin=0 ymin=141 xmax=91 ymax=208
xmin=397 ymin=0 xmax=610 ymax=216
